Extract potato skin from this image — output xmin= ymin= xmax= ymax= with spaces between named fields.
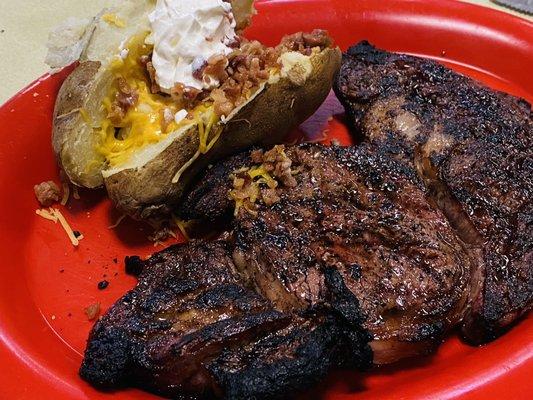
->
xmin=104 ymin=48 xmax=342 ymax=221
xmin=52 ymin=61 xmax=111 ymax=188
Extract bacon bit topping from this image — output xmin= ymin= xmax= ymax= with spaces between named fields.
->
xmin=34 ymin=181 xmax=61 ymax=207
xmin=108 ymin=77 xmax=139 ymax=123
xmin=141 ymin=55 xmax=161 ymax=94
xmin=278 ymin=29 xmax=332 ymax=55
xmin=204 ymin=54 xmax=229 ymax=83
xmin=229 ymin=145 xmax=297 ymax=215
xmin=85 ymin=303 xmax=101 ymax=320
xmin=170 ymin=83 xmax=202 ymax=109
xmin=140 ymin=35 xmax=282 ymax=118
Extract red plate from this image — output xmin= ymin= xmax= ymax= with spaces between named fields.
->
xmin=1 ymin=0 xmax=532 ymax=399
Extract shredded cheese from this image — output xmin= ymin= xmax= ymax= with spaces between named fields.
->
xmin=36 ymin=208 xmax=58 ymax=222
xmin=60 ymin=182 xmax=70 ymax=206
xmin=96 ymin=33 xmax=210 ymax=171
xmin=171 ymin=108 xmax=221 ymax=183
xmin=172 ymin=149 xmax=201 ymax=184
xmin=248 ymin=166 xmax=278 ymax=189
xmin=102 ymin=13 xmax=126 ymax=28
xmin=36 ymin=208 xmax=82 ymax=247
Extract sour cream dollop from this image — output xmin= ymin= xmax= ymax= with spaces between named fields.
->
xmin=147 ymin=0 xmax=237 ymax=93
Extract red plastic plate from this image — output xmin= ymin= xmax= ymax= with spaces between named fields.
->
xmin=0 ymin=1 xmax=531 ymax=399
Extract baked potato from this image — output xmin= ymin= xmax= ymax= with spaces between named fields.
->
xmin=50 ymin=0 xmax=341 ymax=221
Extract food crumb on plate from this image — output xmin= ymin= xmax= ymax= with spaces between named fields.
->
xmin=34 ymin=181 xmax=60 ymax=207
xmin=85 ymin=303 xmax=101 ymax=320
xmin=98 ymin=280 xmax=109 ymax=290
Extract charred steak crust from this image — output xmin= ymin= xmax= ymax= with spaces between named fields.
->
xmin=80 ymin=240 xmax=371 ymax=399
xmin=208 ymin=314 xmax=362 ymax=400
xmin=334 ymin=41 xmax=532 ymax=342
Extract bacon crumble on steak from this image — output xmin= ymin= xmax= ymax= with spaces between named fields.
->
xmin=229 ymin=145 xmax=297 ymax=215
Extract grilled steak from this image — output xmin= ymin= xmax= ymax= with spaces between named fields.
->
xmin=334 ymin=41 xmax=533 ymax=342
xmin=80 ymin=240 xmax=371 ymax=399
xmin=181 ymin=144 xmax=477 ymax=364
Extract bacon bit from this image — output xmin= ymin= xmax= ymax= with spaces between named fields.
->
xmin=140 ymin=35 xmax=281 ymax=118
xmin=34 ymin=181 xmax=61 ymax=207
xmin=278 ymin=29 xmax=332 ymax=54
xmin=261 ymin=188 xmax=280 ymax=206
xmin=204 ymin=54 xmax=229 ymax=83
xmin=192 ymin=60 xmax=208 ymax=81
xmin=250 ymin=149 xmax=264 ymax=163
xmin=108 ymin=77 xmax=139 ymax=123
xmin=171 ymin=84 xmax=202 ymax=108
xmin=211 ymin=88 xmax=234 ymax=117
xmin=85 ymin=303 xmax=101 ymax=321
xmin=263 ymin=145 xmax=297 ymax=187
xmin=230 ymin=145 xmax=297 ymax=215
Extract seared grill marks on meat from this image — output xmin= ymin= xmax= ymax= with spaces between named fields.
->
xmin=334 ymin=41 xmax=532 ymax=343
xmin=182 ymin=144 xmax=477 ymax=364
xmin=80 ymin=240 xmax=371 ymax=399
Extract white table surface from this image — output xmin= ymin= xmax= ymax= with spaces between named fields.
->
xmin=0 ymin=0 xmax=530 ymax=105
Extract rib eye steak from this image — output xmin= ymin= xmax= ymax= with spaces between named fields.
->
xmin=181 ymin=144 xmax=477 ymax=364
xmin=334 ymin=41 xmax=533 ymax=343
xmin=80 ymin=239 xmax=371 ymax=399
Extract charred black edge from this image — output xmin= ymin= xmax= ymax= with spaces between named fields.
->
xmin=208 ymin=315 xmax=362 ymax=400
xmin=125 ymin=256 xmax=144 ymax=276
xmin=322 ymin=267 xmax=374 ymax=370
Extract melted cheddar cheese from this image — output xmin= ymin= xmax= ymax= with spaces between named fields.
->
xmin=96 ymin=33 xmax=220 ymax=172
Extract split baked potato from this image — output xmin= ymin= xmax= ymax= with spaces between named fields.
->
xmin=50 ymin=0 xmax=341 ymax=221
